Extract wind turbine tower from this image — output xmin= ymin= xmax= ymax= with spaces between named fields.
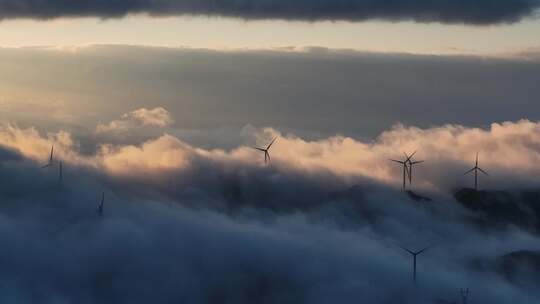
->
xmin=460 ymin=288 xmax=469 ymax=304
xmin=389 ymin=155 xmax=410 ymax=190
xmin=400 ymin=246 xmax=430 ymax=285
xmin=58 ymin=161 xmax=63 ymax=184
xmin=97 ymin=192 xmax=105 ymax=216
xmin=464 ymin=153 xmax=488 ymax=191
xmin=404 ymin=151 xmax=424 ymax=185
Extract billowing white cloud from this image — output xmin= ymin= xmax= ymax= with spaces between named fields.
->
xmin=0 ymin=120 xmax=539 ymax=303
xmin=96 ymin=107 xmax=174 ymax=134
xmin=2 ymin=119 xmax=540 ymax=191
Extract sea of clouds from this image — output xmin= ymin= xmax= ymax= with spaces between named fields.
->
xmin=0 ymin=110 xmax=539 ymax=303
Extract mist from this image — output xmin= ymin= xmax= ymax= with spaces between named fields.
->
xmin=0 ymin=118 xmax=539 ymax=303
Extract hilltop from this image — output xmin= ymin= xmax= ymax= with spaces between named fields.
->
xmin=454 ymin=188 xmax=540 ymax=234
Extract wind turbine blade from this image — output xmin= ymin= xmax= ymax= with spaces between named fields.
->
xmin=405 ymin=164 xmax=411 ymax=179
xmin=41 ymin=163 xmax=51 ymax=169
xmin=398 ymin=245 xmax=415 ymax=255
xmin=50 ymin=145 xmax=54 ymax=162
xmin=98 ymin=192 xmax=105 ymax=215
xmin=475 ymin=152 xmax=479 ymax=167
xmin=252 ymin=147 xmax=267 ymax=152
xmin=416 ymin=246 xmax=431 ymax=255
xmin=478 ymin=167 xmax=489 ymax=176
xmin=266 ymin=137 xmax=277 ymax=150
xmin=403 ymin=151 xmax=417 ymax=163
xmin=266 ymin=152 xmax=271 ymax=164
xmin=464 ymin=167 xmax=475 ymax=175
xmin=389 ymin=159 xmax=405 ymax=164
xmin=411 ymin=160 xmax=424 ymax=165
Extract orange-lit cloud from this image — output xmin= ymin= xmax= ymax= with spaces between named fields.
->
xmin=96 ymin=107 xmax=174 ymax=134
xmin=1 ymin=119 xmax=540 ymax=191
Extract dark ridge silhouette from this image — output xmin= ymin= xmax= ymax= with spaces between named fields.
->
xmin=497 ymin=250 xmax=540 ymax=291
xmin=405 ymin=190 xmax=433 ymax=202
xmin=0 ymin=145 xmax=24 ymax=162
xmin=520 ymin=190 xmax=540 ymax=220
xmin=453 ymin=188 xmax=540 ymax=233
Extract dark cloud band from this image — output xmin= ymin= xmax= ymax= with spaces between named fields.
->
xmin=0 ymin=0 xmax=539 ymax=24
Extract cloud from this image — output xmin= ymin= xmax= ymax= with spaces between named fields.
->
xmin=106 ymin=119 xmax=540 ymax=191
xmin=0 ymin=0 xmax=539 ymax=24
xmin=4 ymin=119 xmax=540 ymax=193
xmin=0 ymin=120 xmax=539 ymax=303
xmin=1 ymin=45 xmax=540 ymax=144
xmin=513 ymin=46 xmax=540 ymax=60
xmin=96 ymin=107 xmax=174 ymax=134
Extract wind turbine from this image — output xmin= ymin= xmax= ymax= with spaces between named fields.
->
xmin=464 ymin=152 xmax=488 ymax=191
xmin=253 ymin=137 xmax=277 ymax=165
xmin=41 ymin=145 xmax=54 ymax=168
xmin=97 ymin=192 xmax=105 ymax=216
xmin=400 ymin=245 xmax=430 ymax=285
xmin=404 ymin=151 xmax=424 ymax=185
xmin=460 ymin=288 xmax=470 ymax=304
xmin=58 ymin=161 xmax=63 ymax=184
xmin=389 ymin=155 xmax=410 ymax=190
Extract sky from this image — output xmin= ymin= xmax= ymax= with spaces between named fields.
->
xmin=0 ymin=0 xmax=539 ymax=55
xmin=0 ymin=45 xmax=538 ymax=148
xmin=1 ymin=16 xmax=540 ymax=55
xmin=1 ymin=1 xmax=540 ymax=303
